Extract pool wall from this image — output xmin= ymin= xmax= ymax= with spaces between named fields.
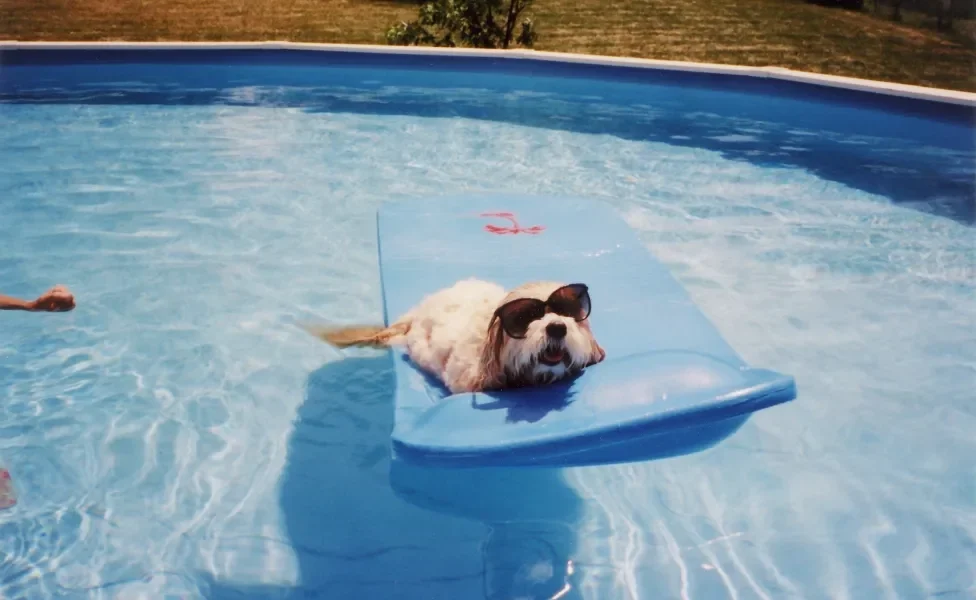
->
xmin=1 ymin=41 xmax=974 ymax=121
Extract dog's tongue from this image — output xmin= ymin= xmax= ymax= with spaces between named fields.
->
xmin=541 ymin=348 xmax=565 ymax=364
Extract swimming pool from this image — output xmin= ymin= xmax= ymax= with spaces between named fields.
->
xmin=1 ymin=43 xmax=974 ymax=599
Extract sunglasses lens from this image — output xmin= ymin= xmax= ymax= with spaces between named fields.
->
xmin=548 ymin=284 xmax=591 ymax=321
xmin=499 ymin=299 xmax=545 ymax=338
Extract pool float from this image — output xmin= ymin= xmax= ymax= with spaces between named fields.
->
xmin=377 ymin=194 xmax=796 ymax=468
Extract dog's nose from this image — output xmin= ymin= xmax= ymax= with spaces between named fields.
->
xmin=546 ymin=322 xmax=567 ymax=339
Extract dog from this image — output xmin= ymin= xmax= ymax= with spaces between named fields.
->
xmin=308 ymin=278 xmax=606 ymax=394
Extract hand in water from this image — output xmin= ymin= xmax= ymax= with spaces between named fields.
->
xmin=32 ymin=285 xmax=75 ymax=312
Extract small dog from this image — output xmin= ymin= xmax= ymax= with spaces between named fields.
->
xmin=309 ymin=279 xmax=606 ymax=394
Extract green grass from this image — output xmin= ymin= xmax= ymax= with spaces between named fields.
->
xmin=1 ymin=0 xmax=973 ymax=91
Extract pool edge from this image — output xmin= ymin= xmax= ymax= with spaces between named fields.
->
xmin=2 ymin=40 xmax=974 ymax=107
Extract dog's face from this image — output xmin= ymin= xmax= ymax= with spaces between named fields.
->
xmin=480 ymin=281 xmax=606 ymax=390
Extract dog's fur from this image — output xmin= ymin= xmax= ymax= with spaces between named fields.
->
xmin=308 ymin=278 xmax=606 ymax=394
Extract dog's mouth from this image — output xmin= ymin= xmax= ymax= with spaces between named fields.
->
xmin=538 ymin=345 xmax=569 ymax=367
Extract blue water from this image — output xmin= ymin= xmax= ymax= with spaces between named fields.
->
xmin=1 ymin=59 xmax=975 ymax=599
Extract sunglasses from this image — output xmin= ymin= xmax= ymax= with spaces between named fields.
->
xmin=491 ymin=283 xmax=592 ymax=339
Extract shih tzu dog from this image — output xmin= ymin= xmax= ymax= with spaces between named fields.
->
xmin=309 ymin=279 xmax=606 ymax=394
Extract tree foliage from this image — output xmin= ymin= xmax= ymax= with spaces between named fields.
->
xmin=386 ymin=0 xmax=537 ymax=49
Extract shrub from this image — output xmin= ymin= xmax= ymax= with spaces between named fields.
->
xmin=386 ymin=0 xmax=537 ymax=49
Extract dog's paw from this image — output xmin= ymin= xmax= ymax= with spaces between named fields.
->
xmin=587 ymin=344 xmax=607 ymax=367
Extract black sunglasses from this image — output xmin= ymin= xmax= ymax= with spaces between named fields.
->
xmin=491 ymin=283 xmax=592 ymax=339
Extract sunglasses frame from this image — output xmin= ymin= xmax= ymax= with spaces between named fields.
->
xmin=491 ymin=283 xmax=592 ymax=340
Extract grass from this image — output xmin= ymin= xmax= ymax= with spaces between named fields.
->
xmin=1 ymin=0 xmax=973 ymax=92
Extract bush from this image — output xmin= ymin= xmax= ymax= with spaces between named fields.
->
xmin=386 ymin=0 xmax=537 ymax=49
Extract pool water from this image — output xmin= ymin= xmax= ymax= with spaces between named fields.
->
xmin=1 ymin=62 xmax=975 ymax=599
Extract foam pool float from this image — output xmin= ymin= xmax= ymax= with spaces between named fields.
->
xmin=377 ymin=194 xmax=796 ymax=468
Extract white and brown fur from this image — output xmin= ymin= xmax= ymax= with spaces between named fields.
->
xmin=308 ymin=278 xmax=606 ymax=394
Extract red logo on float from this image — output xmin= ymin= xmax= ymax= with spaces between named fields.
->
xmin=480 ymin=212 xmax=545 ymax=235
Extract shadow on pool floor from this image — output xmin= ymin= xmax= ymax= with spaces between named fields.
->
xmin=202 ymin=355 xmax=585 ymax=600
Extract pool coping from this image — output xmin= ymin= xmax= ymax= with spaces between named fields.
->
xmin=2 ymin=40 xmax=975 ymax=108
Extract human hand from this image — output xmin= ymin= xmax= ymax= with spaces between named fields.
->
xmin=31 ymin=285 xmax=75 ymax=312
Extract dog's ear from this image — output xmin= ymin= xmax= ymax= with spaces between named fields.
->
xmin=477 ymin=316 xmax=507 ymax=391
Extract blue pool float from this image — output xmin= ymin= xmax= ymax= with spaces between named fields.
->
xmin=377 ymin=194 xmax=796 ymax=468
